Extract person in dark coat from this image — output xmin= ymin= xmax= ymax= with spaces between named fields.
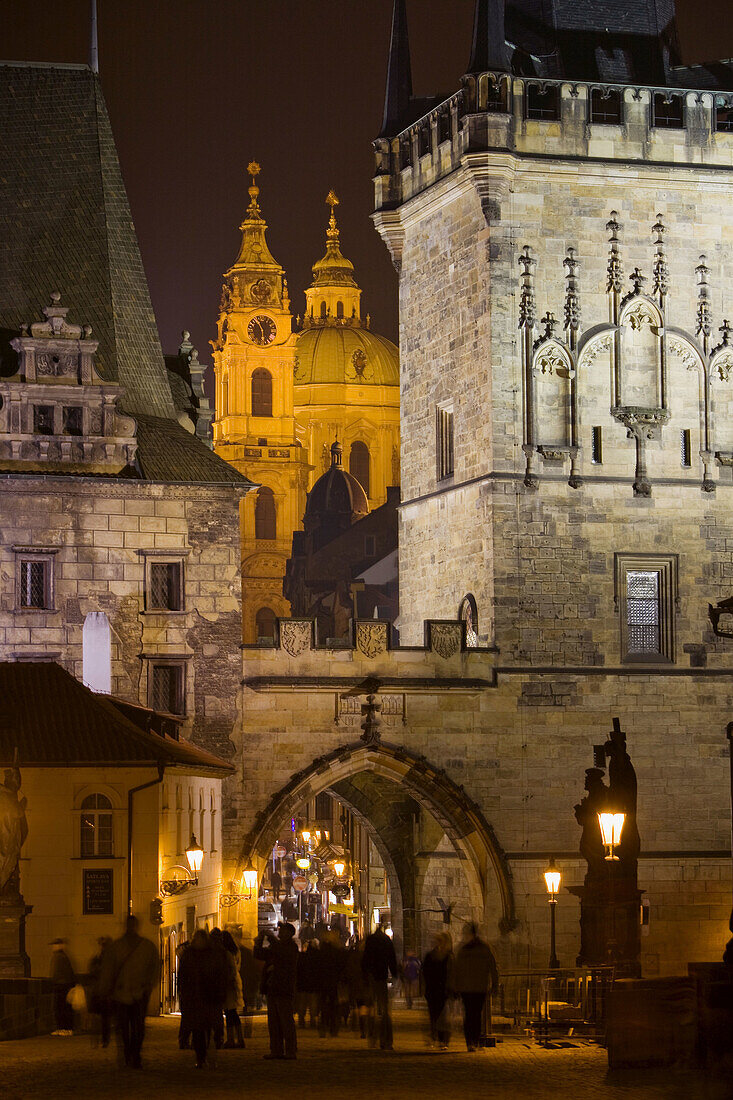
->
xmin=452 ymin=923 xmax=499 ymax=1052
xmin=99 ymin=915 xmax=159 ymax=1069
xmin=422 ymin=932 xmax=453 ymax=1048
xmin=50 ymin=938 xmax=76 ymax=1036
xmin=208 ymin=928 xmax=228 ymax=1049
xmin=362 ymin=924 xmax=398 ymax=1050
xmin=221 ymin=930 xmax=245 ymax=1048
xmin=255 ymin=922 xmax=299 ymax=1059
xmin=177 ymin=930 xmax=228 ymax=1068
xmin=345 ymin=936 xmax=370 ymax=1038
xmin=87 ymin=936 xmax=113 ymax=1047
xmin=317 ymin=927 xmax=344 ymax=1037
xmin=296 ymin=939 xmax=319 ymax=1028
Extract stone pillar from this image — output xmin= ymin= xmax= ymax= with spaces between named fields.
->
xmin=0 ymin=899 xmax=32 ymax=978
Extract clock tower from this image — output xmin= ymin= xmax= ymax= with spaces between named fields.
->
xmin=213 ymin=163 xmax=310 ymax=644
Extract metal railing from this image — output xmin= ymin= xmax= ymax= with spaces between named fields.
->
xmin=496 ymin=967 xmax=615 ymax=1037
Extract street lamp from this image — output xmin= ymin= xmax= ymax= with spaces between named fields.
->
xmin=296 ymin=856 xmax=311 ymax=870
xmin=185 ymin=834 xmax=204 ymax=883
xmin=301 ymin=829 xmax=311 ymax=845
xmin=242 ymin=861 xmax=258 ymax=898
xmin=598 ymin=812 xmax=625 ymax=861
xmin=543 ymin=857 xmax=561 ymax=969
xmin=333 ymin=860 xmax=346 ymax=877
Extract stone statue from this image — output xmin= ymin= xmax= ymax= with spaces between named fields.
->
xmin=0 ymin=753 xmax=28 ymax=899
xmin=574 ymin=767 xmax=608 ymax=883
xmin=603 ymin=717 xmax=640 ymax=869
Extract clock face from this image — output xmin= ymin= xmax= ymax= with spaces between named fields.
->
xmin=248 ymin=315 xmax=276 ymax=346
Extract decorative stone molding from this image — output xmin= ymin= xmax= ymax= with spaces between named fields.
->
xmin=355 ymin=621 xmax=389 ymax=658
xmin=279 ymin=619 xmax=313 ymax=657
xmin=427 ymin=621 xmax=463 ymax=659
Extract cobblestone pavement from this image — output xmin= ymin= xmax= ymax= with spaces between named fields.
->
xmin=2 ymin=1009 xmax=729 ymax=1100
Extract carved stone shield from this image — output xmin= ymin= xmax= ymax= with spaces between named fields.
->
xmin=429 ymin=621 xmax=462 ymax=659
xmin=280 ymin=620 xmax=312 ymax=657
xmin=356 ymin=621 xmax=388 ymax=658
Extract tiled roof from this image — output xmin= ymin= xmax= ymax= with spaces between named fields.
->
xmin=0 ymin=662 xmax=234 ymax=773
xmin=0 ymin=63 xmax=250 ymax=489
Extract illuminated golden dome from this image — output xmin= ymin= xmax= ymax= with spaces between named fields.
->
xmin=295 ymin=325 xmax=398 ymax=388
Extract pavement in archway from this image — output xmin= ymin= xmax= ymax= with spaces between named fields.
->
xmin=2 ymin=1007 xmax=724 ymax=1099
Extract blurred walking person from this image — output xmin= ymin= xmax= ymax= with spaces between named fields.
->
xmin=87 ymin=936 xmax=113 ymax=1047
xmin=221 ymin=930 xmax=245 ymax=1048
xmin=402 ymin=952 xmax=421 ymax=1008
xmin=453 ymin=922 xmax=498 ymax=1052
xmin=49 ymin=938 xmax=75 ymax=1036
xmin=100 ymin=915 xmax=159 ymax=1069
xmin=362 ymin=923 xmax=397 ymax=1050
xmin=345 ymin=935 xmax=370 ymax=1038
xmin=255 ymin=922 xmax=299 ymax=1059
xmin=296 ymin=938 xmax=319 ymax=1029
xmin=423 ymin=932 xmax=453 ymax=1048
xmin=178 ymin=930 xmax=228 ymax=1068
xmin=317 ymin=926 xmax=343 ymax=1037
xmin=208 ymin=928 xmax=228 ymax=1049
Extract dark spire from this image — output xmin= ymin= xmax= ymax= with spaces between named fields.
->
xmin=467 ymin=0 xmax=507 ymax=74
xmin=379 ymin=0 xmax=413 ymax=138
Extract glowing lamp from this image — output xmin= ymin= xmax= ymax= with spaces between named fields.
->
xmin=242 ymin=862 xmax=258 ymax=897
xmin=333 ymin=860 xmax=346 ymax=877
xmin=185 ymin=834 xmax=204 ymax=880
xmin=598 ymin=812 xmax=625 ymax=861
xmin=544 ymin=857 xmax=561 ymax=899
xmin=301 ymin=829 xmax=311 ymax=844
xmin=296 ymin=856 xmax=310 ymax=870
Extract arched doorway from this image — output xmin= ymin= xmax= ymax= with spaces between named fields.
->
xmin=235 ymin=742 xmax=515 ymax=957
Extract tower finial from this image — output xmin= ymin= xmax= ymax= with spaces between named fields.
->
xmin=379 ymin=0 xmax=413 ymax=138
xmin=467 ymin=0 xmax=507 ymax=74
xmin=326 ymin=190 xmax=340 ymax=241
xmin=90 ymin=0 xmax=99 ymax=74
xmin=246 ymin=161 xmax=262 ymax=219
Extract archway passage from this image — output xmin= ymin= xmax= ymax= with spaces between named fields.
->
xmin=237 ymin=741 xmax=515 ymax=956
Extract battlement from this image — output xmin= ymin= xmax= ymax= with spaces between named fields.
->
xmin=374 ymin=74 xmax=733 ymax=213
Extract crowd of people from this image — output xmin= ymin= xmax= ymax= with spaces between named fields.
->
xmin=48 ymin=916 xmax=499 ymax=1068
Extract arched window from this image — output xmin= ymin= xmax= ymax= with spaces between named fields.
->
xmin=255 ymin=487 xmax=276 ymax=540
xmin=349 ymin=441 xmax=370 ymax=497
xmin=82 ymin=611 xmax=111 ymax=693
xmin=320 ymin=301 xmax=327 ymax=319
xmin=199 ymin=790 xmax=206 ymax=854
xmin=210 ymin=790 xmax=217 ymax=853
xmin=256 ymin=607 xmax=277 ymax=643
xmin=221 ymin=375 xmax=229 ymax=416
xmin=175 ymin=786 xmax=182 ymax=855
xmin=336 ymin=300 xmax=344 ymax=319
xmin=459 ymin=594 xmax=479 ymax=648
xmin=80 ymin=793 xmax=113 ymax=857
xmin=251 ymin=368 xmax=273 ymax=417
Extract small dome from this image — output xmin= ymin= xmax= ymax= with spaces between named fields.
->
xmin=305 ymin=440 xmax=369 ymax=522
xmin=295 ymin=325 xmax=399 ymax=387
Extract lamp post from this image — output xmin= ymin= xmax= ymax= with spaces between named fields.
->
xmin=543 ymin=858 xmax=561 ymax=969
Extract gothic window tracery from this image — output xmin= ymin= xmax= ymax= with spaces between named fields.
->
xmin=459 ymin=594 xmax=479 ymax=648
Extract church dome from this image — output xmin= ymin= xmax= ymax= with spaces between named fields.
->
xmin=295 ymin=325 xmax=399 ymax=387
xmin=305 ymin=440 xmax=369 ymax=522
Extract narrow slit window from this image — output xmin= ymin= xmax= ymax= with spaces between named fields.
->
xmin=437 ymin=406 xmax=454 ymax=481
xmin=591 ymin=426 xmax=603 ymax=465
xmin=680 ymin=429 xmax=691 ymax=468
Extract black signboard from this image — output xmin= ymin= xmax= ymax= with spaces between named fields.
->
xmin=83 ymin=868 xmax=114 ymax=915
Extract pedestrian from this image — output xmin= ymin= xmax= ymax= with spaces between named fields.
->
xmin=49 ymin=938 xmax=76 ymax=1036
xmin=452 ymin=922 xmax=498 ymax=1052
xmin=296 ymin=938 xmax=319 ymax=1028
xmin=87 ymin=936 xmax=113 ymax=1047
xmin=99 ymin=914 xmax=159 ymax=1069
xmin=402 ymin=952 xmax=421 ymax=1008
xmin=208 ymin=928 xmax=228 ymax=1049
xmin=423 ymin=932 xmax=453 ymax=1048
xmin=317 ymin=926 xmax=343 ymax=1037
xmin=222 ymin=929 xmax=245 ymax=1048
xmin=177 ymin=930 xmax=228 ymax=1068
xmin=254 ymin=922 xmax=299 ymax=1060
xmin=345 ymin=935 xmax=370 ymax=1038
xmin=270 ymin=866 xmax=282 ymax=900
xmin=239 ymin=932 xmax=261 ymax=1030
xmin=362 ymin=923 xmax=397 ymax=1050
xmin=299 ymin=918 xmax=315 ymax=945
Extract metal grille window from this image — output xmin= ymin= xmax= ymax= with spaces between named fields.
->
xmin=526 ymin=85 xmax=560 ymax=121
xmin=591 ymin=426 xmax=603 ymax=465
xmin=590 ymin=89 xmax=622 ymax=125
xmin=681 ymin=429 xmax=691 ymax=468
xmin=62 ymin=406 xmax=83 ymax=436
xmin=616 ymin=555 xmax=676 ymax=663
xmin=652 ymin=93 xmax=684 ymax=129
xmin=626 ymin=571 xmax=660 ymax=654
xmin=437 ymin=405 xmax=454 ymax=480
xmin=33 ymin=405 xmax=54 ymax=434
xmin=148 ymin=561 xmax=183 ymax=611
xmin=80 ymin=793 xmax=113 ymax=857
xmin=18 ymin=558 xmax=50 ymax=609
xmin=251 ymin=368 xmax=273 ymax=417
xmin=150 ymin=663 xmax=185 ymax=715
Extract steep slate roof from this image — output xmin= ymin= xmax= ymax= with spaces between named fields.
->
xmin=0 ymin=62 xmax=251 ymax=488
xmin=0 ymin=661 xmax=233 ymax=773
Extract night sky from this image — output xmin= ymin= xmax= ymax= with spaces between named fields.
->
xmin=1 ymin=0 xmax=731 ymax=358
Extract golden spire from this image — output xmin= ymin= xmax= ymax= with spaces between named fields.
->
xmin=246 ymin=160 xmax=262 ymax=220
xmin=326 ymin=189 xmax=340 ymax=245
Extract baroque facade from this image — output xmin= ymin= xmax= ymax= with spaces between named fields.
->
xmin=221 ymin=1 xmax=733 ymax=977
xmin=212 ymin=170 xmax=399 ymax=643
